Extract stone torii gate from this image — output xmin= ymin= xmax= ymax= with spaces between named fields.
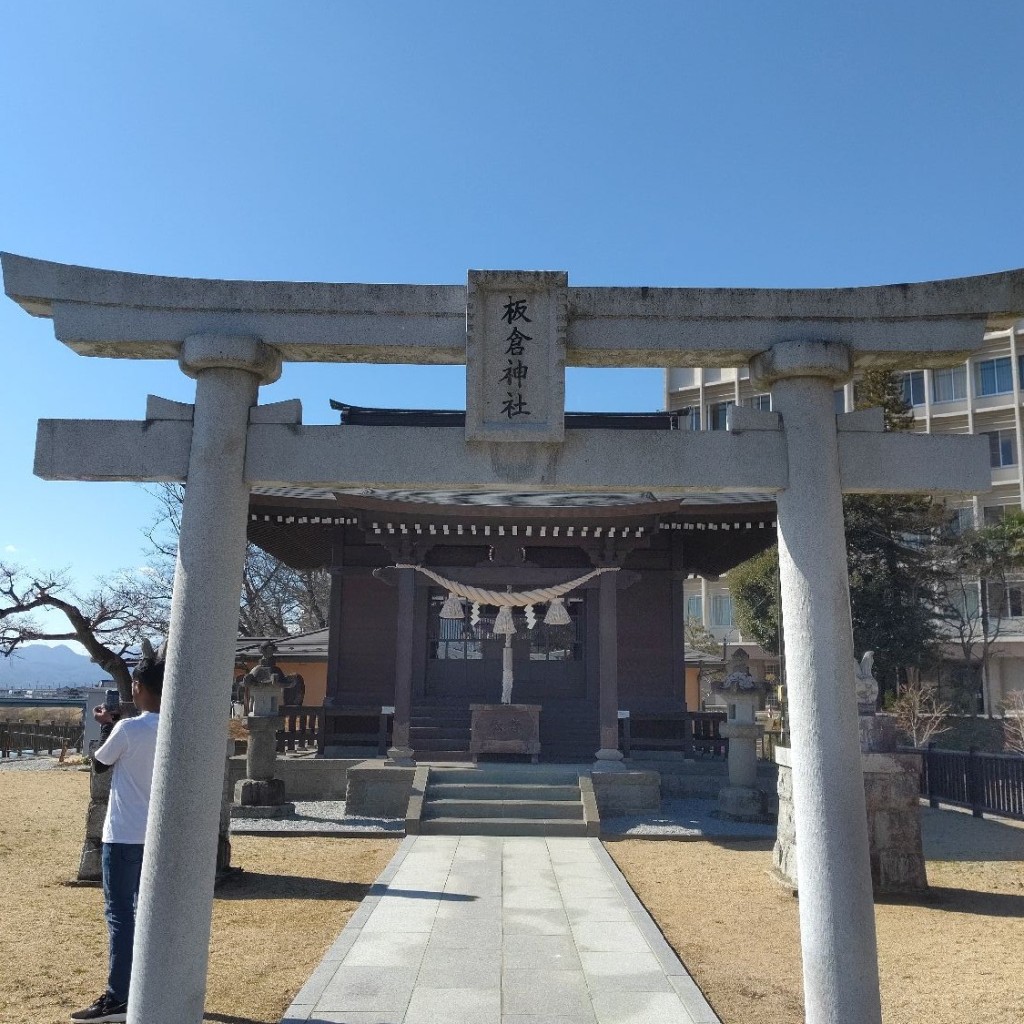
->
xmin=5 ymin=255 xmax=1023 ymax=1024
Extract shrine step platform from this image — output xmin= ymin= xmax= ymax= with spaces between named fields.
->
xmin=420 ymin=765 xmax=593 ymax=837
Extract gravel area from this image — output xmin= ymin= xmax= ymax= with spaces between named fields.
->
xmin=230 ymin=800 xmax=404 ymax=835
xmin=0 ymin=755 xmax=68 ymax=772
xmin=601 ymin=797 xmax=777 ymax=838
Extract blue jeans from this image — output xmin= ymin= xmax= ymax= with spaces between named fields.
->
xmin=102 ymin=842 xmax=144 ymax=1003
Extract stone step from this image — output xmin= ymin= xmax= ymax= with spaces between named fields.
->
xmin=429 ymin=766 xmax=581 ymax=786
xmin=409 ymin=725 xmax=472 ymax=738
xmin=420 ymin=816 xmax=588 ymax=837
xmin=424 ymin=799 xmax=584 ymax=820
xmin=412 ymin=750 xmax=473 ymax=762
xmin=410 ymin=736 xmax=472 ymax=750
xmin=427 ymin=783 xmax=582 ymax=802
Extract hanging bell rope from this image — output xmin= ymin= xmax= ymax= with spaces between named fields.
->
xmin=393 ymin=564 xmax=618 ymax=606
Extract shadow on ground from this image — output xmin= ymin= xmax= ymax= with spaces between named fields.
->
xmin=876 ymin=885 xmax=1024 ymax=917
xmin=215 ymin=872 xmax=373 ymax=902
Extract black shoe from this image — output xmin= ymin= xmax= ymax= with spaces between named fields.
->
xmin=70 ymin=993 xmax=128 ymax=1022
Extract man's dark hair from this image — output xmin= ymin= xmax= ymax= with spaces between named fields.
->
xmin=133 ymin=656 xmax=165 ymax=698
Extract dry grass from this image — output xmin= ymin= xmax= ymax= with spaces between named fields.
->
xmin=0 ymin=769 xmax=396 ymax=1024
xmin=0 ymin=706 xmax=81 ymax=725
xmin=608 ymin=836 xmax=1024 ymax=1024
xmin=5 ymin=767 xmax=1023 ymax=1024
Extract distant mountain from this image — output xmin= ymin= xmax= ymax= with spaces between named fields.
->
xmin=0 ymin=645 xmax=111 ymax=687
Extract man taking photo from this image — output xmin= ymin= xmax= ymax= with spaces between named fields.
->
xmin=71 ymin=652 xmax=163 ymax=1023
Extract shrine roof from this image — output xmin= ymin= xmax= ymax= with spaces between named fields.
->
xmin=329 ymin=400 xmax=681 ymax=430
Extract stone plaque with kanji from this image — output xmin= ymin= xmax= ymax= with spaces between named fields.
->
xmin=466 ymin=270 xmax=567 ymax=442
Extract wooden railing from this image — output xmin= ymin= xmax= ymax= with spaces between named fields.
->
xmin=619 ymin=711 xmax=728 ymax=759
xmin=902 ymin=744 xmax=1024 ymax=822
xmin=0 ymin=720 xmax=84 ymax=758
xmin=317 ymin=705 xmax=393 ymax=757
xmin=275 ymin=708 xmax=323 ymax=753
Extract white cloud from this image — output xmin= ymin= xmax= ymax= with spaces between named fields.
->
xmin=3 ymin=544 xmax=16 ymax=553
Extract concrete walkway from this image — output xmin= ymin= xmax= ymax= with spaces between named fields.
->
xmin=282 ymin=835 xmax=720 ymax=1024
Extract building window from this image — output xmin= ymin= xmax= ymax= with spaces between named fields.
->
xmin=703 ymin=368 xmax=723 ymax=384
xmin=983 ymin=504 xmax=1014 ymax=526
xmin=988 ymin=581 xmax=1024 ymax=619
xmin=678 ymin=406 xmax=701 ymax=431
xmin=951 ymin=582 xmax=981 ymax=621
xmin=975 ymin=357 xmax=1014 ymax=397
xmin=983 ymin=429 xmax=1017 ymax=468
xmin=747 ymin=393 xmax=771 ymax=411
xmin=947 ymin=507 xmax=974 ymax=535
xmin=709 ymin=401 xmax=733 ymax=431
xmin=710 ymin=595 xmax=734 ymax=627
xmin=931 ymin=366 xmax=967 ymax=403
xmin=900 ymin=370 xmax=925 ymax=407
xmin=686 ymin=595 xmax=703 ymax=621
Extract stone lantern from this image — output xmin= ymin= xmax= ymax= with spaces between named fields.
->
xmin=714 ymin=649 xmax=769 ymax=822
xmin=232 ymin=641 xmax=294 ymax=817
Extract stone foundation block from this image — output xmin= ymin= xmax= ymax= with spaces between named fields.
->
xmin=719 ymin=784 xmax=771 ymax=822
xmin=234 ymin=777 xmax=288 ymax=807
xmin=592 ymin=770 xmax=660 ymax=815
xmin=345 ymin=761 xmax=416 ymax=818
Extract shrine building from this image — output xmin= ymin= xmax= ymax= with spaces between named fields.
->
xmin=248 ymin=401 xmax=777 ymax=760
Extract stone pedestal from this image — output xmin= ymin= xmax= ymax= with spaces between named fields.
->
xmin=77 ymin=763 xmax=112 ymax=882
xmin=470 ymin=703 xmax=541 ymax=762
xmin=772 ymin=744 xmax=928 ymax=894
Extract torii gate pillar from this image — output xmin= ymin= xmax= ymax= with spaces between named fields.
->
xmin=756 ymin=340 xmax=881 ymax=1024
xmin=130 ymin=335 xmax=281 ymax=1024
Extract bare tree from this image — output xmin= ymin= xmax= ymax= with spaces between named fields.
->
xmin=889 ymin=675 xmax=952 ymax=748
xmin=144 ymin=483 xmax=330 ymax=638
xmin=1003 ymin=689 xmax=1024 ymax=755
xmin=0 ymin=562 xmax=159 ymax=700
xmin=933 ymin=513 xmax=1024 ymax=715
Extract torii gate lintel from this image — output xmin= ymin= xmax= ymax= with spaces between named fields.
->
xmin=7 ymin=254 xmax=1024 ymax=1024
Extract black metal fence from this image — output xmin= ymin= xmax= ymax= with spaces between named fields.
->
xmin=0 ymin=720 xmax=84 ymax=758
xmin=902 ymin=744 xmax=1024 ymax=821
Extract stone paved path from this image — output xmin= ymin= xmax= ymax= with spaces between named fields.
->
xmin=282 ymin=834 xmax=720 ymax=1024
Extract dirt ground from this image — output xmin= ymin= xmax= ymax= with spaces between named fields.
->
xmin=0 ymin=768 xmax=397 ymax=1024
xmin=3 ymin=767 xmax=1023 ymax=1024
xmin=608 ymin=829 xmax=1024 ymax=1024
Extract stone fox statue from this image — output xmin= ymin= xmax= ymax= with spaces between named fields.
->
xmin=854 ymin=651 xmax=878 ymax=709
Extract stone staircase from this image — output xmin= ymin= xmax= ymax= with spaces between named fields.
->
xmin=409 ymin=704 xmax=472 ymax=761
xmin=418 ymin=764 xmax=595 ymax=836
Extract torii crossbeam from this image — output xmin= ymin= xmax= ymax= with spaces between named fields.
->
xmin=5 ymin=253 xmax=1023 ymax=1024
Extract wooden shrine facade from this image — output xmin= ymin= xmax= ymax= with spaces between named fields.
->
xmin=247 ymin=405 xmax=778 ymax=761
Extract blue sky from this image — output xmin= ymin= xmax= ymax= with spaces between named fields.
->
xmin=3 ymin=1 xmax=1024 ymax=639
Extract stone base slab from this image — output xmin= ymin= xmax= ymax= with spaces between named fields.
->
xmin=235 ymin=776 xmax=288 ymax=807
xmin=346 ymin=761 xmax=416 ymax=818
xmin=719 ymin=784 xmax=771 ymax=822
xmin=591 ymin=770 xmax=660 ymax=815
xmin=230 ymin=802 xmax=296 ymax=819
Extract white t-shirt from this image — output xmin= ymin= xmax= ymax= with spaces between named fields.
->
xmin=95 ymin=711 xmax=160 ymax=845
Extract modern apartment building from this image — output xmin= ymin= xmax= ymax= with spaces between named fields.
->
xmin=666 ymin=322 xmax=1024 ymax=714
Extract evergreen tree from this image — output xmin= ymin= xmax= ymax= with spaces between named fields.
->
xmin=730 ymin=368 xmax=947 ymax=704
